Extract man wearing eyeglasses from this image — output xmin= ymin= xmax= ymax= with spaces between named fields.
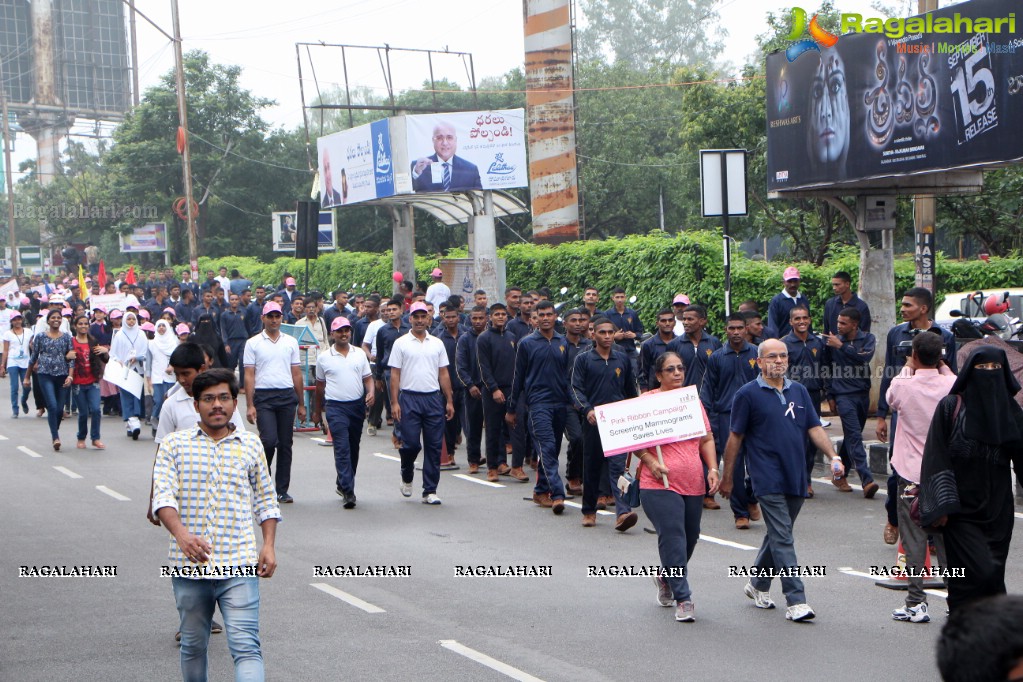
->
xmin=410 ymin=121 xmax=482 ymax=192
xmin=720 ymin=339 xmax=843 ymax=623
xmin=244 ymin=302 xmax=306 ymax=504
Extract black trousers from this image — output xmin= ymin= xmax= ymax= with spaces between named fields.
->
xmin=564 ymin=407 xmax=584 ymax=481
xmin=443 ymin=389 xmax=464 ymax=457
xmin=482 ymin=391 xmax=509 ymax=470
xmin=462 ymin=391 xmax=484 ymax=465
xmin=254 ymin=388 xmax=298 ymax=495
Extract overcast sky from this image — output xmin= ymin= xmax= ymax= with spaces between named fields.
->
xmin=8 ymin=0 xmax=895 ymax=174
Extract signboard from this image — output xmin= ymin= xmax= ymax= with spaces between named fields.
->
xmin=119 ymin=223 xmax=167 ymax=253
xmin=700 ymin=149 xmax=748 ymax=217
xmin=437 ymin=258 xmax=507 ymax=300
xmin=595 ymin=386 xmax=708 ymax=456
xmin=766 ymin=0 xmax=1023 ymax=191
xmin=272 ymin=211 xmax=336 ymax=252
xmin=405 ymin=109 xmax=527 ymax=192
xmin=89 ymin=293 xmax=127 ymax=312
xmin=0 ymin=277 xmax=19 ymax=298
xmin=316 ymin=119 xmax=394 ymax=208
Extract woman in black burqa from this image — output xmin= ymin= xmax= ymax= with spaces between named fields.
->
xmin=188 ymin=314 xmax=230 ymax=369
xmin=920 ymin=345 xmax=1023 ymax=612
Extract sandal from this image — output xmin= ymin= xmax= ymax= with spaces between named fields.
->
xmin=77 ymin=440 xmax=86 ymax=449
xmin=52 ymin=439 xmax=61 ymax=451
xmin=92 ymin=440 xmax=106 ymax=450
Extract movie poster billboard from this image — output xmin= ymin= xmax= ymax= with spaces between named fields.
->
xmin=316 ymin=119 xmax=394 ymax=208
xmin=404 ymin=109 xmax=527 ymax=192
xmin=766 ymin=0 xmax=1023 ymax=192
xmin=272 ymin=211 xmax=337 ymax=252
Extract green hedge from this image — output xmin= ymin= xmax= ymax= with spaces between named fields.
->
xmin=192 ymin=231 xmax=1023 ymax=329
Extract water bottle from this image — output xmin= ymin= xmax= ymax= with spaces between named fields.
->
xmin=831 ymin=458 xmax=843 ymax=481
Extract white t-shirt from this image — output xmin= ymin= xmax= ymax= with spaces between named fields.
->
xmin=425 ymin=282 xmax=451 ymax=310
xmin=154 ymin=382 xmax=247 ymax=444
xmin=0 ymin=308 xmax=12 ymax=335
xmin=3 ymin=328 xmax=33 ymax=369
xmin=363 ymin=319 xmax=385 ymax=359
xmin=315 ymin=345 xmax=372 ymax=402
xmin=388 ymin=332 xmax=448 ymax=392
xmin=215 ymin=275 xmax=231 ymax=292
xmin=243 ymin=331 xmax=300 ymax=390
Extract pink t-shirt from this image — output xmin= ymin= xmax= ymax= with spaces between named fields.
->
xmin=886 ymin=365 xmax=956 ymax=484
xmin=637 ymin=389 xmax=712 ymax=496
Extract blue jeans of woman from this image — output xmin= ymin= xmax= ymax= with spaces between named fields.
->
xmin=74 ymin=383 xmax=102 ymax=442
xmin=119 ymin=386 xmax=142 ymax=421
xmin=152 ymin=381 xmax=171 ymax=422
xmin=8 ymin=366 xmax=30 ymax=415
xmin=37 ymin=373 xmax=67 ymax=440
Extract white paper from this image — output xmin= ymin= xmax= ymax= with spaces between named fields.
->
xmin=104 ymin=358 xmax=144 ymax=399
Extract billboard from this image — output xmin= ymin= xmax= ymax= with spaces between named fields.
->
xmin=405 ymin=109 xmax=527 ymax=192
xmin=316 ymin=119 xmax=394 ymax=209
xmin=119 ymin=223 xmax=167 ymax=253
xmin=766 ymin=0 xmax=1023 ymax=191
xmin=272 ymin=211 xmax=336 ymax=252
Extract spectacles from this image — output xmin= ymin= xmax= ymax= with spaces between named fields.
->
xmin=198 ymin=393 xmax=234 ymax=404
xmin=660 ymin=365 xmax=685 ymax=374
xmin=761 ymin=353 xmax=788 ymax=360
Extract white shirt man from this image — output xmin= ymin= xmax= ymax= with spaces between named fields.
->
xmin=424 ymin=269 xmax=451 ymax=311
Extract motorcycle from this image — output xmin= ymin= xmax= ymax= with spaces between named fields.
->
xmin=949 ymin=291 xmax=1022 ymax=343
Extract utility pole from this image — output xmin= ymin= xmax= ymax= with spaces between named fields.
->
xmin=0 ymin=60 xmax=18 ymax=274
xmin=170 ymin=0 xmax=199 ymax=281
xmin=914 ymin=0 xmax=938 ymax=295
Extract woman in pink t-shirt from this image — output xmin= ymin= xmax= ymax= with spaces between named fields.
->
xmin=635 ymin=351 xmax=718 ymax=622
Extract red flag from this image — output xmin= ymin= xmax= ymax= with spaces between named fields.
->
xmin=97 ymin=260 xmax=107 ymax=289
xmin=126 ymin=265 xmax=137 ymax=285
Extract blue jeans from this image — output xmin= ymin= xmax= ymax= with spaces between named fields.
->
xmin=38 ymin=373 xmax=67 ymax=440
xmin=172 ymin=576 xmax=264 ymax=682
xmin=528 ymin=403 xmax=566 ymax=500
xmin=73 ymin=383 xmax=102 ymax=442
xmin=641 ymin=489 xmax=703 ymax=601
xmin=152 ymin=381 xmax=171 ymax=421
xmin=397 ymin=390 xmax=446 ymax=496
xmin=326 ymin=399 xmax=365 ymax=493
xmin=750 ymin=493 xmax=807 ymax=606
xmin=8 ymin=366 xmax=30 ymax=414
xmin=119 ymin=386 xmax=143 ymax=421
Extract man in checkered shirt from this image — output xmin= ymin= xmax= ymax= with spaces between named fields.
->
xmin=152 ymin=368 xmax=280 ymax=681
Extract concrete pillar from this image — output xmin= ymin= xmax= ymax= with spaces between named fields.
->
xmin=390 ymin=205 xmax=415 ymax=293
xmin=472 ymin=191 xmax=499 ymax=305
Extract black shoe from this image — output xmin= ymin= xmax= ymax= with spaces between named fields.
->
xmin=277 ymin=493 xmax=293 ymax=504
xmin=344 ymin=492 xmax=356 ymax=509
xmin=211 ymin=620 xmax=223 ymax=634
xmin=132 ymin=428 xmax=140 ymax=440
xmin=21 ymin=399 xmax=28 ymax=414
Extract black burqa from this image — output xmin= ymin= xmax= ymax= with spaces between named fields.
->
xmin=188 ymin=314 xmax=230 ymax=369
xmin=920 ymin=346 xmax=1023 ymax=611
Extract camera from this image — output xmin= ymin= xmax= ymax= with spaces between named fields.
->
xmin=894 ymin=327 xmax=945 ymax=357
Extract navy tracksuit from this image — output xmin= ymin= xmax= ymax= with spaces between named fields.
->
xmin=477 ymin=326 xmax=521 ymax=470
xmin=563 ymin=336 xmax=592 ymax=484
xmin=783 ymin=331 xmax=827 ymax=478
xmin=639 ymin=333 xmax=674 ymax=392
xmin=667 ymin=332 xmax=722 ymax=398
xmin=827 ymin=330 xmax=876 ymax=486
xmin=436 ymin=326 xmax=464 ymax=459
xmin=702 ymin=342 xmax=760 ymax=519
xmin=456 ymin=329 xmax=484 ymax=466
xmin=509 ymin=330 xmax=571 ymax=500
xmin=571 ymin=347 xmax=638 ymax=516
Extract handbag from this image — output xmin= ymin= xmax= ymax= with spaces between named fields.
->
xmin=617 ymin=453 xmax=642 ymax=508
xmin=911 ymin=394 xmax=962 ymax=526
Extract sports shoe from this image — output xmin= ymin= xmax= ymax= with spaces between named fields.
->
xmin=883 ymin=522 xmax=899 ymax=545
xmin=892 ymin=602 xmax=930 ymax=623
xmin=785 ymin=603 xmax=816 ymax=622
xmin=367 ymin=426 xmax=377 ymax=436
xmin=277 ymin=493 xmax=293 ymax=504
xmin=21 ymin=398 xmax=29 ymax=413
xmin=422 ymin=493 xmax=442 ymax=505
xmin=400 ymin=482 xmax=412 ymax=498
xmin=675 ymin=600 xmax=695 ymax=622
xmin=744 ymin=581 xmax=776 ymax=609
xmin=820 ymin=419 xmax=831 ymax=428
xmin=863 ymin=481 xmax=880 ymax=499
xmin=654 ymin=576 xmax=674 ymax=607
xmin=211 ymin=620 xmax=223 ymax=634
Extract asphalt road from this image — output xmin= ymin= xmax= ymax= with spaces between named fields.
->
xmin=3 ymin=404 xmax=1021 ymax=681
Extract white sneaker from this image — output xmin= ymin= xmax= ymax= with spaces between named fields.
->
xmin=820 ymin=419 xmax=832 ymax=428
xmin=892 ymin=602 xmax=930 ymax=623
xmin=367 ymin=426 xmax=377 ymax=436
xmin=422 ymin=493 xmax=442 ymax=505
xmin=675 ymin=600 xmax=695 ymax=622
xmin=654 ymin=576 xmax=674 ymax=607
xmin=785 ymin=603 xmax=816 ymax=621
xmin=744 ymin=581 xmax=776 ymax=609
xmin=399 ymin=482 xmax=412 ymax=498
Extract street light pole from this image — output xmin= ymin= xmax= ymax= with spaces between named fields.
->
xmin=0 ymin=61 xmax=18 ymax=274
xmin=170 ymin=0 xmax=198 ymax=280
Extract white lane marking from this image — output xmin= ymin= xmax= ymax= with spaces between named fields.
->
xmin=310 ymin=437 xmax=327 ymax=443
xmin=373 ymin=452 xmax=401 ymax=462
xmin=96 ymin=486 xmax=131 ymax=501
xmin=18 ymin=445 xmax=42 ymax=458
xmin=453 ymin=473 xmax=506 ymax=488
xmin=837 ymin=567 xmax=947 ymax=600
xmin=53 ymin=466 xmax=83 ymax=479
xmin=812 ymin=477 xmax=888 ymax=497
xmin=439 ymin=640 xmax=545 ymax=682
xmin=1015 ymin=512 xmax=1023 ymax=520
xmin=699 ymin=534 xmax=757 ymax=551
xmin=561 ymin=500 xmax=614 ymax=516
xmin=0 ymin=433 xmax=8 ymax=440
xmin=310 ymin=582 xmax=386 ymax=613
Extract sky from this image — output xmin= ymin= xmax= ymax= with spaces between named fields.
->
xmin=7 ymin=0 xmax=899 ymax=174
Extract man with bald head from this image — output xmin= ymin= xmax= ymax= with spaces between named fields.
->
xmin=411 ymin=121 xmax=482 ymax=192
xmin=721 ymin=338 xmax=843 ymax=623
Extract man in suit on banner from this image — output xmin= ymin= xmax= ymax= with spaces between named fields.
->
xmin=411 ymin=122 xmax=482 ymax=192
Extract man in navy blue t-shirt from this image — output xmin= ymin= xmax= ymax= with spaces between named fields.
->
xmin=721 ymin=339 xmax=843 ymax=623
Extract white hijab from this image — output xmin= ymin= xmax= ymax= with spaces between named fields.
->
xmin=111 ymin=312 xmax=149 ymax=365
xmin=152 ymin=319 xmax=178 ymax=357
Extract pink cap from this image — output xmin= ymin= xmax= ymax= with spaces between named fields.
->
xmin=330 ymin=316 xmax=352 ymax=331
xmin=61 ymin=308 xmax=73 ymax=317
xmin=19 ymin=296 xmax=29 ymax=306
xmin=140 ymin=322 xmax=156 ymax=332
xmin=138 ymin=310 xmax=151 ymax=320
xmin=783 ymin=267 xmax=800 ymax=281
xmin=672 ymin=294 xmax=690 ymax=306
xmin=175 ymin=323 xmax=190 ymax=335
xmin=431 ymin=268 xmax=443 ymax=277
xmin=10 ymin=310 xmax=21 ymax=319
xmin=95 ymin=306 xmax=108 ymax=314
xmin=163 ymin=307 xmax=176 ymax=315
xmin=262 ymin=301 xmax=283 ymax=315
xmin=40 ymin=294 xmax=49 ymax=303
xmin=409 ymin=302 xmax=429 ymax=315
xmin=285 ymin=277 xmax=296 ymax=286
xmin=110 ymin=309 xmax=123 ymax=319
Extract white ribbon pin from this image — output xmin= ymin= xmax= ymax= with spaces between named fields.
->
xmin=784 ymin=402 xmax=796 ymax=419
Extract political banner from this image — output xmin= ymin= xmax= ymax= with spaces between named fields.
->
xmin=404 ymin=109 xmax=527 ymax=192
xmin=317 ymin=119 xmax=394 ymax=208
xmin=766 ymin=0 xmax=1023 ymax=191
xmin=89 ymin=293 xmax=127 ymax=312
xmin=595 ymin=386 xmax=708 ymax=457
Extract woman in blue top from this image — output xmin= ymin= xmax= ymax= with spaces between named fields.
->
xmin=24 ymin=309 xmax=74 ymax=450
